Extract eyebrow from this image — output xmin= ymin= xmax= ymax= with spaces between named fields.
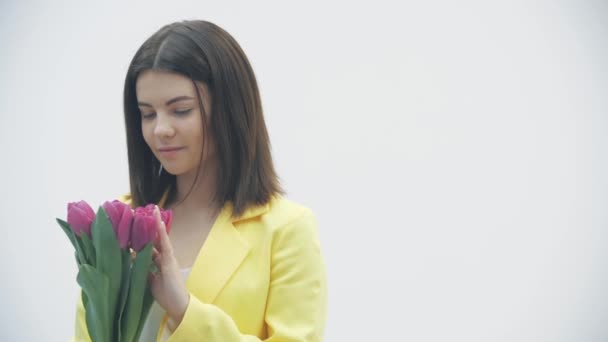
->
xmin=137 ymin=96 xmax=195 ymax=107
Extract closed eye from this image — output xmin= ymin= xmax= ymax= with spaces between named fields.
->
xmin=141 ymin=109 xmax=192 ymax=120
xmin=175 ymin=109 xmax=193 ymax=115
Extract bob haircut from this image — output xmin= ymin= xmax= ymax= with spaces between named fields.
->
xmin=123 ymin=20 xmax=283 ymax=217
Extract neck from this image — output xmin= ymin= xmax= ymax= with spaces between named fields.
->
xmin=168 ymin=158 xmax=221 ymax=217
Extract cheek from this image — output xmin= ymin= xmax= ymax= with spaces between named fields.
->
xmin=185 ymin=117 xmax=205 ymax=144
xmin=141 ymin=124 xmax=153 ymax=145
xmin=190 ymin=131 xmax=204 ymax=153
xmin=191 ymin=129 xmax=210 ymax=158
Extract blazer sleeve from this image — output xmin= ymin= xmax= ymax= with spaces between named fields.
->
xmin=72 ymin=291 xmax=92 ymax=342
xmin=167 ymin=209 xmax=328 ymax=342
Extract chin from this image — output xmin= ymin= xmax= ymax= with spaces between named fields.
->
xmin=163 ymin=165 xmax=194 ymax=176
xmin=161 ymin=165 xmax=180 ymax=176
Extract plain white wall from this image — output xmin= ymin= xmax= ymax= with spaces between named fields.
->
xmin=1 ymin=0 xmax=607 ymax=341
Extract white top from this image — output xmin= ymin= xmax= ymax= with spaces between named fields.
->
xmin=139 ymin=267 xmax=192 ymax=342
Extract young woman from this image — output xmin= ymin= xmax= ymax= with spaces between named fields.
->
xmin=72 ymin=20 xmax=327 ymax=342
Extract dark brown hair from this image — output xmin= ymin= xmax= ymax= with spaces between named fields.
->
xmin=123 ymin=20 xmax=283 ymax=217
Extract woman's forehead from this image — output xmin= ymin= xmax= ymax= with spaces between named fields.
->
xmin=136 ymin=70 xmax=207 ymax=104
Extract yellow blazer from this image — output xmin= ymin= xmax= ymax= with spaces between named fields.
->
xmin=72 ymin=190 xmax=327 ymax=341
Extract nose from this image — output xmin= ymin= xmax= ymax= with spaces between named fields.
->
xmin=153 ymin=112 xmax=175 ymax=138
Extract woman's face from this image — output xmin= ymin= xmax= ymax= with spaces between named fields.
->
xmin=136 ymin=69 xmax=214 ymax=176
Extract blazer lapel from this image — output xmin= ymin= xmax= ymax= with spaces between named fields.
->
xmin=157 ymin=187 xmax=272 ymax=304
xmin=185 ymin=203 xmax=251 ymax=304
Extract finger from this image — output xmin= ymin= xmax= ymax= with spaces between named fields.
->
xmin=148 ymin=270 xmax=159 ymax=284
xmin=154 ymin=205 xmax=173 ymax=254
xmin=152 ymin=247 xmax=161 ymax=264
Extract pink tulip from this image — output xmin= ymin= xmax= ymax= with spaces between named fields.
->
xmin=160 ymin=207 xmax=173 ymax=233
xmin=102 ymin=200 xmax=134 ymax=249
xmin=131 ymin=204 xmax=172 ymax=252
xmin=67 ymin=201 xmax=95 ymax=237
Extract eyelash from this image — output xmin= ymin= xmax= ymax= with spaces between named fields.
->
xmin=142 ymin=109 xmax=192 ymax=119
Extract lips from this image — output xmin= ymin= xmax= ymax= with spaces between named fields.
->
xmin=158 ymin=147 xmax=184 ymax=159
xmin=158 ymin=147 xmax=184 ymax=152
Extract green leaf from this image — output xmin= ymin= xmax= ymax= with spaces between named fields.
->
xmin=91 ymin=206 xmax=122 ymax=341
xmin=57 ymin=218 xmax=78 ymax=249
xmin=133 ymin=283 xmax=155 ymax=342
xmin=82 ymin=290 xmax=88 ymax=308
xmin=81 ymin=233 xmax=96 ymax=267
xmin=57 ymin=218 xmax=87 ymax=265
xmin=120 ymin=243 xmax=153 ymax=342
xmin=133 ymin=278 xmax=155 ymax=342
xmin=77 ymin=264 xmax=110 ymax=342
xmin=116 ymin=250 xmax=132 ymax=341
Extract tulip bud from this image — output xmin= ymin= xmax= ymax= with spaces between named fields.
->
xmin=160 ymin=208 xmax=173 ymax=234
xmin=131 ymin=204 xmax=172 ymax=252
xmin=102 ymin=200 xmax=134 ymax=249
xmin=67 ymin=201 xmax=95 ymax=237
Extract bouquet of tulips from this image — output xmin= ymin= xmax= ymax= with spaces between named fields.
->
xmin=58 ymin=199 xmax=172 ymax=342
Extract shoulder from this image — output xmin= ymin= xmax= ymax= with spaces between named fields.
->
xmin=235 ymin=195 xmax=319 ymax=238
xmin=257 ymin=195 xmax=320 ymax=243
xmin=117 ymin=193 xmax=133 ymax=207
xmin=259 ymin=195 xmax=315 ymax=224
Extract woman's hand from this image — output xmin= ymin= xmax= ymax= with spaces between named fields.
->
xmin=148 ymin=205 xmax=190 ymax=326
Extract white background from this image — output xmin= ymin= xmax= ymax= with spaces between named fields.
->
xmin=1 ymin=1 xmax=607 ymax=341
